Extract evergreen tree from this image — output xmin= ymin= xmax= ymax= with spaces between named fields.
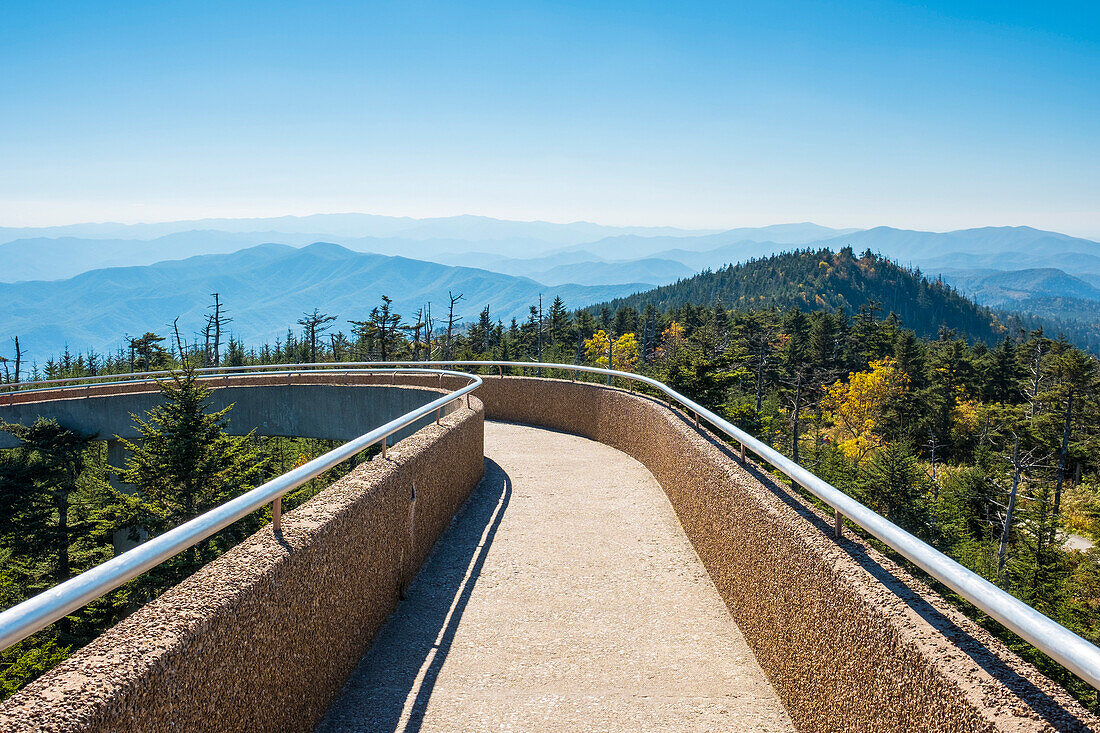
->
xmin=119 ymin=366 xmax=264 ymax=568
xmin=548 ymin=296 xmax=570 ymax=347
xmin=863 ymin=441 xmax=930 ymax=535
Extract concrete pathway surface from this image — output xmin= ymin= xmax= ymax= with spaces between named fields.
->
xmin=317 ymin=421 xmax=793 ymax=732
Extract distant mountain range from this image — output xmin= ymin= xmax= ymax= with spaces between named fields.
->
xmin=0 ymin=243 xmax=646 ymax=363
xmin=0 ymin=213 xmax=720 ymax=249
xmin=0 ymin=218 xmax=855 ymax=283
xmin=5 ymin=213 xmax=1100 ymax=360
xmin=934 ymin=268 xmax=1100 ymax=336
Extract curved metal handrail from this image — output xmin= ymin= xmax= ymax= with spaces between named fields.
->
xmin=0 ymin=361 xmax=449 ymax=399
xmin=361 ymin=359 xmax=1100 ymax=690
xmin=0 ymin=367 xmax=482 ymax=651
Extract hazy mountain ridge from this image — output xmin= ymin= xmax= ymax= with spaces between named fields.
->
xmin=0 ymin=231 xmax=338 ymax=283
xmin=0 ymin=213 xmax=720 ymax=248
xmin=528 ymin=258 xmax=694 ymax=287
xmin=0 ymin=218 xmax=859 ymax=283
xmin=938 ymin=268 xmax=1100 ymax=306
xmin=7 ymin=217 xmax=1100 ymax=347
xmin=0 ymin=243 xmax=647 ymax=363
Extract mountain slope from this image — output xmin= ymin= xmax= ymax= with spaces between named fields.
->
xmin=0 ymin=243 xmax=645 ymax=362
xmin=939 ymin=268 xmax=1100 ymax=307
xmin=529 ymin=258 xmax=693 ymax=287
xmin=0 ymin=230 xmax=338 ymax=283
xmin=600 ymin=248 xmax=1011 ymax=342
xmin=815 ymin=226 xmax=1100 ymax=266
xmin=553 ymin=224 xmax=856 ymax=260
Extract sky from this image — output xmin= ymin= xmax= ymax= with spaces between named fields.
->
xmin=1 ymin=1 xmax=1098 ymax=237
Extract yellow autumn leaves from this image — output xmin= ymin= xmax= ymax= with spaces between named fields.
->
xmin=822 ymin=357 xmax=910 ymax=462
xmin=583 ymin=330 xmax=640 ymax=371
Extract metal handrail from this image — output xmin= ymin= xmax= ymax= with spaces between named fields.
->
xmin=0 ymin=361 xmax=448 ymax=398
xmin=362 ymin=359 xmax=1100 ymax=690
xmin=0 ymin=367 xmax=482 ymax=651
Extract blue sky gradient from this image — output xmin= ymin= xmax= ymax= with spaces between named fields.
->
xmin=2 ymin=1 xmax=1098 ymax=235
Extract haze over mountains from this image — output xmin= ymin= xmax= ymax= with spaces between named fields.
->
xmin=1 ymin=243 xmax=646 ymax=362
xmin=4 ymin=213 xmax=1100 ymax=363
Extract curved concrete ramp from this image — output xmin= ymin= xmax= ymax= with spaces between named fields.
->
xmin=318 ymin=421 xmax=793 ymax=732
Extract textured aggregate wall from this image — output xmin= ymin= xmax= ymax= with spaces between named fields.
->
xmin=0 ymin=390 xmax=484 ymax=733
xmin=443 ymin=373 xmax=1097 ymax=733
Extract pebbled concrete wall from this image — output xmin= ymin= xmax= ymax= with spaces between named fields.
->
xmin=0 ymin=383 xmax=484 ymax=733
xmin=423 ymin=373 xmax=1096 ymax=733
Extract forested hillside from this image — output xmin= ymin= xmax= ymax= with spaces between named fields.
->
xmin=602 ymin=247 xmax=1011 ymax=342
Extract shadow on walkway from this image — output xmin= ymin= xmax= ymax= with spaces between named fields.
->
xmin=319 ymin=458 xmax=512 ymax=733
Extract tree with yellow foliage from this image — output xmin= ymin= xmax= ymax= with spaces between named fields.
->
xmin=583 ymin=330 xmax=640 ymax=372
xmin=822 ymin=357 xmax=911 ymax=462
xmin=655 ymin=321 xmax=686 ymax=361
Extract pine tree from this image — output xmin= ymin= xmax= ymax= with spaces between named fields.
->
xmin=864 ymin=441 xmax=930 ymax=535
xmin=119 ymin=366 xmax=264 ymax=570
xmin=548 ymin=296 xmax=569 ymax=347
xmin=0 ymin=420 xmax=101 ymax=595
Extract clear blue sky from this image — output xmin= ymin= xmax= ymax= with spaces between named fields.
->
xmin=2 ymin=0 xmax=1098 ymax=236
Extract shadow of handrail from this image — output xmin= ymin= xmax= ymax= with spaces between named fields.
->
xmin=318 ymin=458 xmax=512 ymax=733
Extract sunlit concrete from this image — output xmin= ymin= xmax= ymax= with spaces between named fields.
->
xmin=317 ymin=421 xmax=793 ymax=732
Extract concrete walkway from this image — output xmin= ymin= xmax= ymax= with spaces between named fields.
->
xmin=317 ymin=422 xmax=793 ymax=732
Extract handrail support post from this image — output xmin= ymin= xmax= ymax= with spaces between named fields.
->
xmin=272 ymin=497 xmax=282 ymax=535
xmin=834 ymin=508 xmax=843 ymax=539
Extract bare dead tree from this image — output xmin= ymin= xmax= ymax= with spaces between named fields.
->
xmin=205 ymin=293 xmax=232 ymax=367
xmin=408 ymin=308 xmax=426 ymax=361
xmin=172 ymin=317 xmax=187 ymax=363
xmin=298 ymin=309 xmax=338 ymax=363
xmin=1027 ymin=336 xmax=1048 ymax=419
xmin=1 ymin=336 xmax=24 ymax=383
xmin=444 ymin=292 xmax=464 ymax=360
xmin=991 ymin=432 xmax=1050 ymax=579
xmin=423 ymin=302 xmax=434 ymax=361
xmin=201 ymin=317 xmax=213 ymax=367
xmin=926 ymin=428 xmax=942 ymax=497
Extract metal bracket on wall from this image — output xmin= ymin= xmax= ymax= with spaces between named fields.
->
xmin=272 ymin=496 xmax=282 ymax=534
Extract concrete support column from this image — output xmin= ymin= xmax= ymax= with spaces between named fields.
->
xmin=108 ymin=439 xmax=147 ymax=555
